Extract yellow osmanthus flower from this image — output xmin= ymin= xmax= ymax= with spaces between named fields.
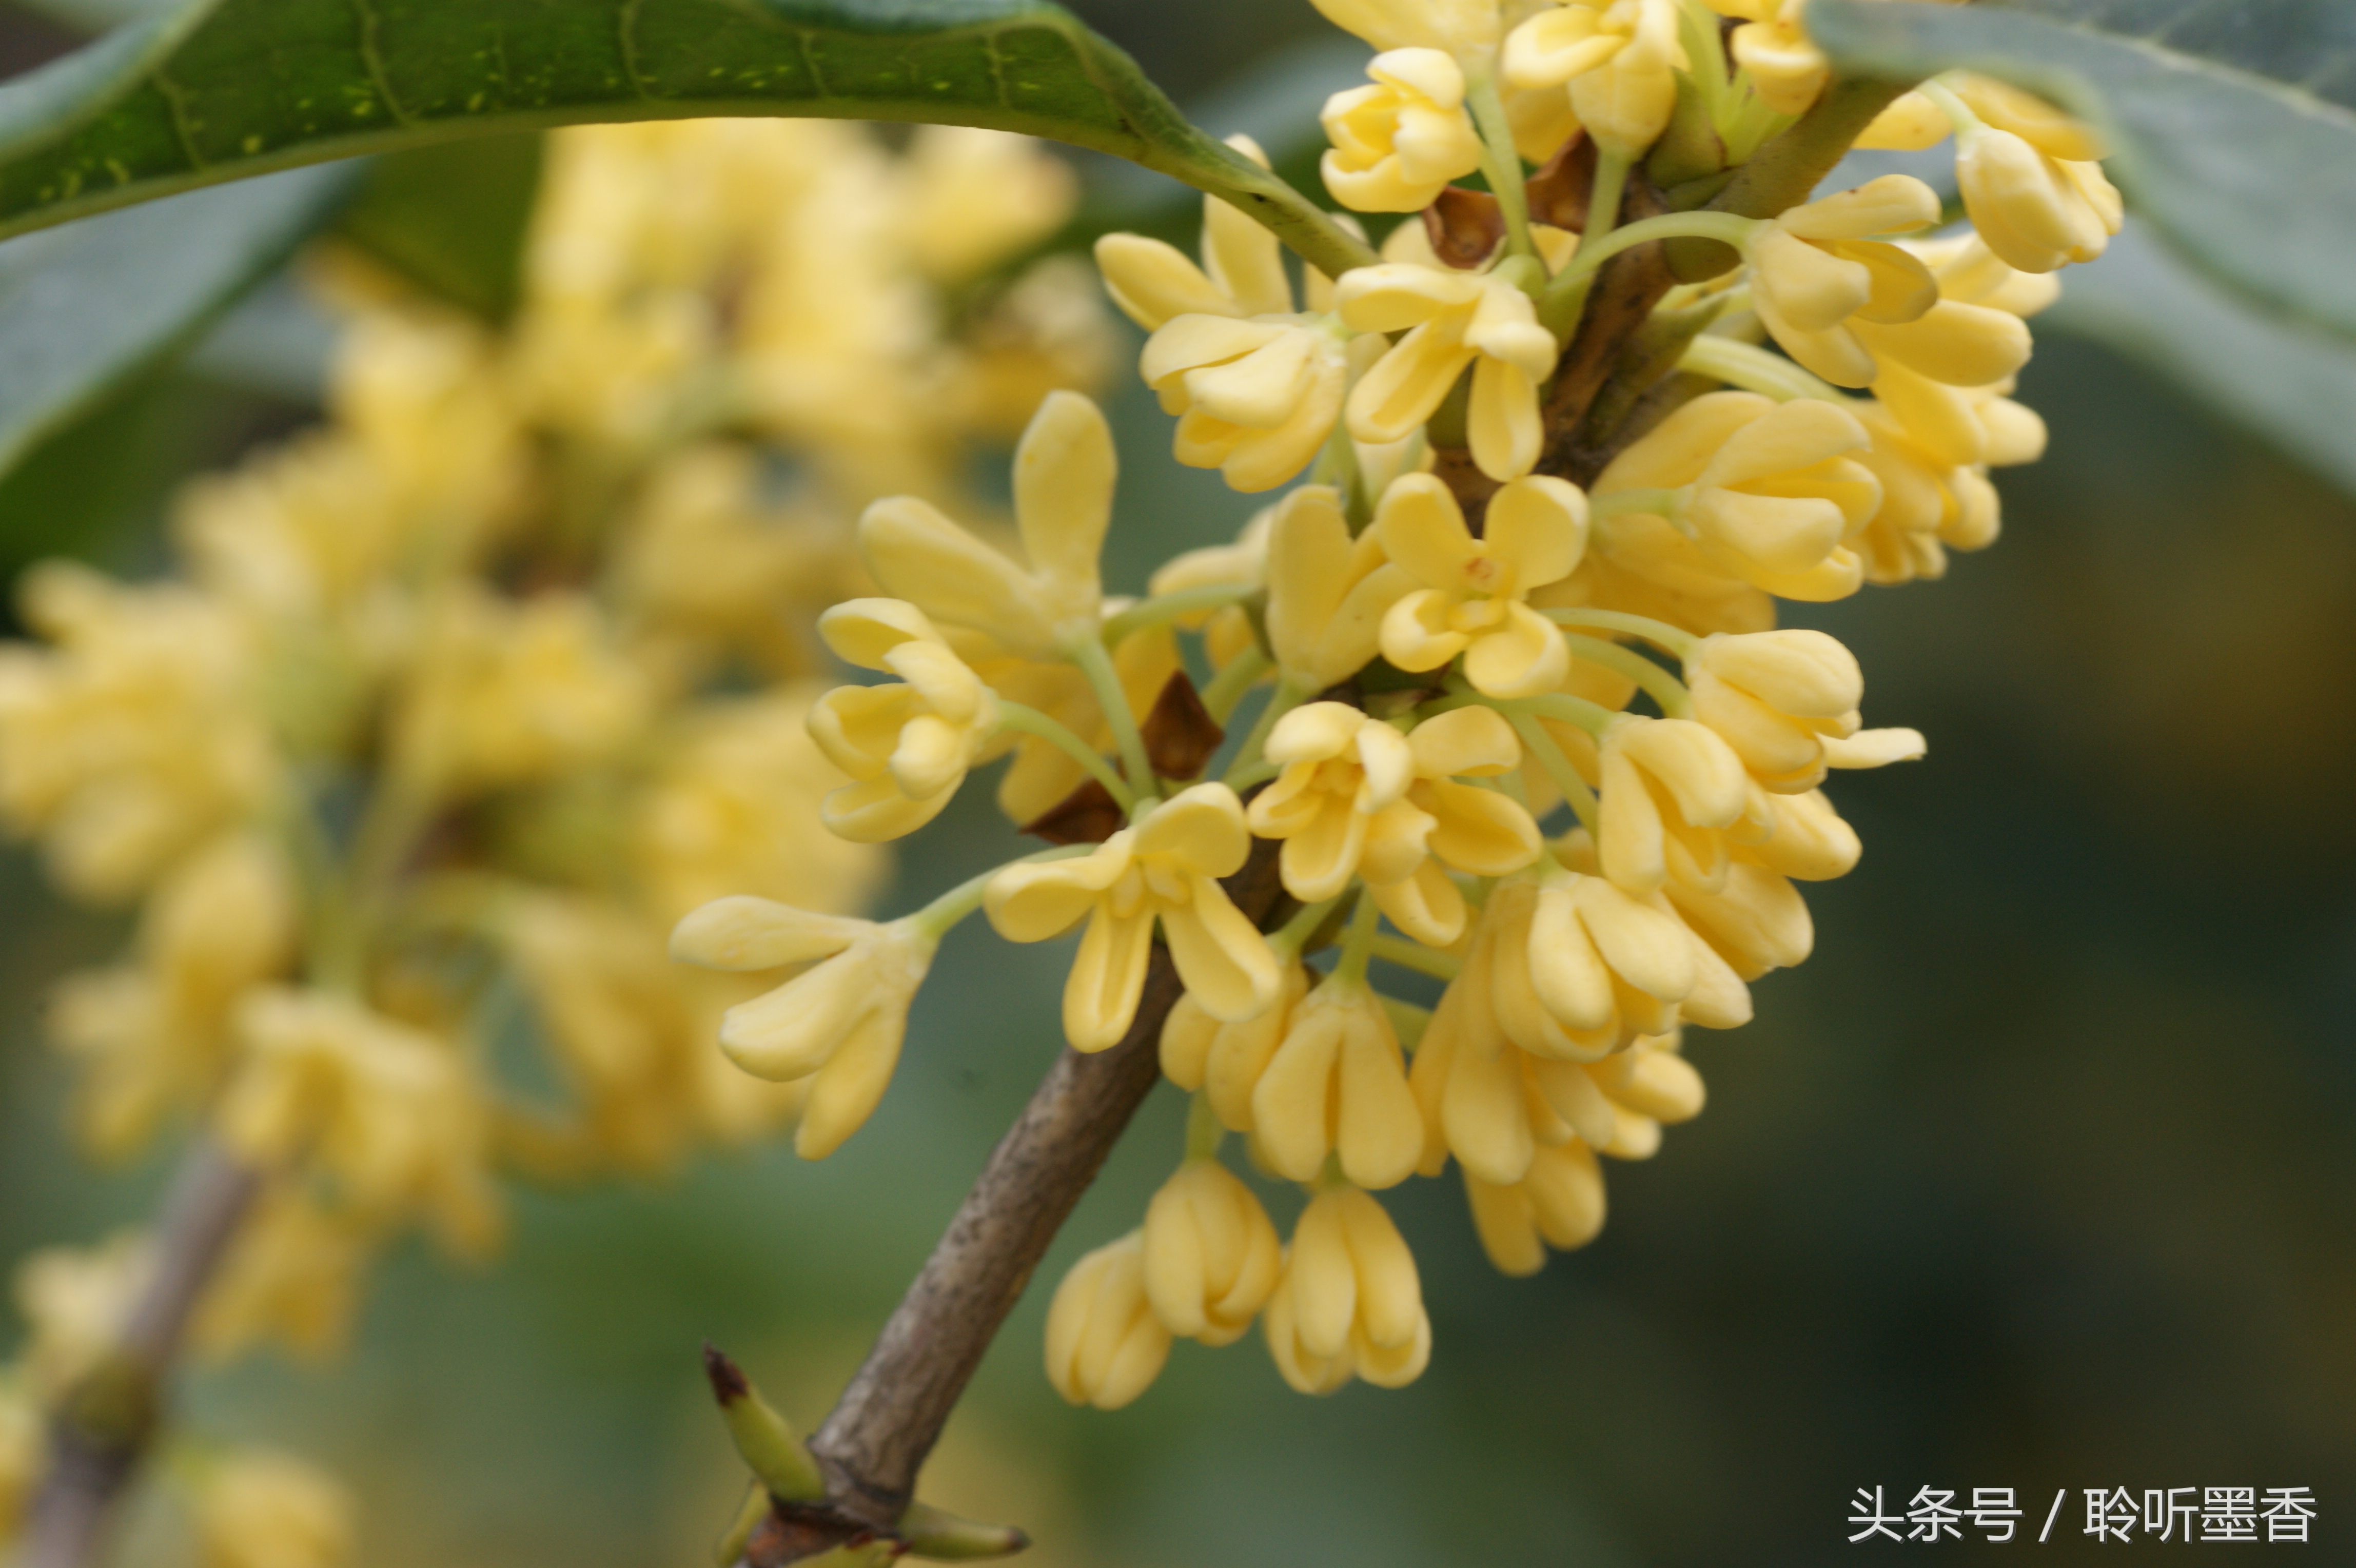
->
xmin=1250 ymin=971 xmax=1426 ymax=1189
xmin=1859 ymin=234 xmax=2056 ymax=471
xmin=1337 ymin=265 xmax=1561 ymax=482
xmin=1706 ymin=0 xmax=1969 ymax=119
xmin=1247 ymin=703 xmax=1540 ymax=944
xmin=195 ymin=1187 xmax=375 ymax=1363
xmin=218 ymin=989 xmax=501 ymax=1258
xmin=958 ymin=618 xmax=1179 ymax=828
xmin=1502 ymin=0 xmax=1687 ymax=155
xmin=1593 ymin=390 xmax=1881 ymax=601
xmin=1596 ymin=713 xmax=1757 ymax=894
xmin=1487 ymin=867 xmax=1724 ymax=1059
xmin=1864 ymin=74 xmax=2122 ymax=274
xmin=807 ymin=599 xmax=1002 ymax=844
xmin=669 ymin=896 xmax=938 ymax=1160
xmin=12 ymin=1231 xmax=149 ymax=1399
xmin=1458 ymin=1032 xmax=1706 ymax=1273
xmin=1376 ymin=472 xmax=1589 ymax=696
xmin=1264 ymin=1187 xmax=1430 ymax=1395
xmin=858 ymin=391 xmax=1113 ymax=659
xmin=1098 ymin=139 xmax=1360 ymax=494
xmin=1743 ymin=177 xmax=1944 ymax=387
xmin=1321 ymin=48 xmax=1488 ymax=213
xmin=1141 ymin=1159 xmax=1283 ymax=1346
xmin=987 ymin=785 xmax=1279 ymax=1052
xmin=1261 ymin=486 xmax=1415 ymax=693
xmin=1308 ymin=0 xmax=1504 ymax=57
xmin=192 ymin=1449 xmax=355 ymax=1568
xmin=0 ymin=564 xmax=274 ymax=905
xmin=1045 ymin=1231 xmax=1171 ymax=1410
xmin=1160 ymin=962 xmax=1311 ymax=1134
xmin=48 ymin=832 xmax=296 ymax=1160
xmin=1686 ymin=629 xmax=1920 ymax=793
xmin=1663 ymin=859 xmax=1817 ymax=986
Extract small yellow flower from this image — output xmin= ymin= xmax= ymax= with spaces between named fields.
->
xmin=220 ymin=990 xmax=501 ymax=1257
xmin=1376 ymin=472 xmax=1589 ymax=696
xmin=807 ymin=599 xmax=1001 ymax=844
xmin=12 ymin=1232 xmax=148 ymax=1399
xmin=987 ymin=784 xmax=1280 ymax=1052
xmin=1264 ymin=1187 xmax=1430 ymax=1395
xmin=1308 ymin=0 xmax=1505 ymax=56
xmin=1459 ymin=1031 xmax=1705 ymax=1273
xmin=1250 ymin=973 xmax=1426 ymax=1189
xmin=1861 ymin=235 xmax=2056 ymax=469
xmin=1663 ymin=860 xmax=1816 ymax=982
xmin=669 ymin=896 xmax=937 ymax=1160
xmin=1099 ymin=138 xmax=1359 ymax=493
xmin=195 ymin=1185 xmax=374 ymax=1362
xmin=1597 ymin=714 xmax=1756 ymax=893
xmin=1484 ymin=868 xmax=1715 ymax=1060
xmin=1247 ymin=703 xmax=1540 ymax=943
xmin=1689 ymin=629 xmax=1888 ymax=792
xmin=1502 ymin=0 xmax=1687 ymax=155
xmin=193 ymin=1450 xmax=355 ymax=1568
xmin=1045 ymin=1231 xmax=1171 ymax=1410
xmin=1948 ymin=76 xmax=2122 ymax=274
xmin=1262 ymin=486 xmax=1415 ymax=692
xmin=1337 ymin=266 xmax=1562 ymax=481
xmin=1741 ymin=786 xmax=1863 ymax=882
xmin=1593 ymin=390 xmax=1882 ymax=601
xmin=1141 ymin=1159 xmax=1282 ymax=1346
xmin=857 ymin=391 xmax=1113 ymax=658
xmin=1321 ymin=48 xmax=1487 ymax=213
xmin=1160 ymin=962 xmax=1310 ymax=1133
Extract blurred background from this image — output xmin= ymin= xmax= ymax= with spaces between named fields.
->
xmin=0 ymin=0 xmax=2350 ymax=1564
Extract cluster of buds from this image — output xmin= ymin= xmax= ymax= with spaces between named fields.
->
xmin=670 ymin=0 xmax=2118 ymax=1413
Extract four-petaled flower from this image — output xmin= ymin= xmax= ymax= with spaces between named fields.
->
xmin=1337 ymin=265 xmax=1561 ymax=481
xmin=1376 ymin=472 xmax=1588 ymax=697
xmin=987 ymin=783 xmax=1281 ymax=1051
xmin=807 ymin=599 xmax=1000 ymax=843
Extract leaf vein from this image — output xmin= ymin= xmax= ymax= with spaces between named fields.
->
xmin=347 ymin=0 xmax=418 ymax=127
xmin=148 ymin=69 xmax=207 ymax=172
xmin=618 ymin=0 xmax=655 ymax=100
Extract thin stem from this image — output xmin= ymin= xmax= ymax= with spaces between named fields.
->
xmin=1068 ymin=636 xmax=1158 ymax=802
xmin=993 ymin=700 xmax=1135 ymax=812
xmin=1586 ymin=147 xmax=1634 ymax=250
xmin=1098 ymin=584 xmax=1253 ymax=648
xmin=1183 ymin=1091 xmax=1225 ymax=1161
xmin=1677 ymin=334 xmax=1843 ymax=403
xmin=1540 ymin=607 xmax=1700 ymax=660
xmin=1506 ymin=712 xmax=1600 ymax=833
xmin=1272 ymin=893 xmax=1343 ymax=955
xmin=1543 ymin=210 xmax=1751 ymax=325
xmin=1465 ymin=71 xmax=1536 ymax=261
xmin=1560 ymin=633 xmax=1694 ymax=718
xmin=1198 ymin=646 xmax=1272 ymax=726
xmin=1589 ymin=486 xmax=1686 ymax=520
xmin=1222 ymin=677 xmax=1309 ymax=790
xmin=1333 ymin=891 xmax=1381 ymax=987
xmin=1369 ymin=934 xmax=1461 ymax=982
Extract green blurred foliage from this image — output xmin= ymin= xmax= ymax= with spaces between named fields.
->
xmin=1 ymin=2 xmax=2351 ymax=1565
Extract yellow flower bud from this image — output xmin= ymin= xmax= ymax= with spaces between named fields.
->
xmin=807 ymin=600 xmax=1000 ymax=843
xmin=1321 ymin=49 xmax=1486 ymax=213
xmin=1338 ymin=265 xmax=1561 ymax=481
xmin=219 ymin=990 xmax=501 ymax=1256
xmin=194 ymin=1450 xmax=354 ymax=1568
xmin=1264 ymin=1187 xmax=1430 ymax=1395
xmin=1738 ymin=787 xmax=1862 ymax=881
xmin=671 ymin=897 xmax=936 ymax=1161
xmin=1161 ymin=962 xmax=1310 ymax=1133
xmin=1375 ymin=472 xmax=1589 ymax=696
xmin=1597 ymin=714 xmax=1754 ymax=893
xmin=1250 ymin=974 xmax=1425 ymax=1189
xmin=857 ymin=391 xmax=1113 ymax=659
xmin=1951 ymin=79 xmax=2121 ymax=273
xmin=1505 ymin=0 xmax=1687 ymax=155
xmin=988 ymin=784 xmax=1279 ymax=1051
xmin=1663 ymin=860 xmax=1814 ymax=979
xmin=1142 ymin=1159 xmax=1282 ymax=1345
xmin=1595 ymin=391 xmax=1881 ymax=601
xmin=1309 ymin=0 xmax=1504 ymax=56
xmin=1463 ymin=1138 xmax=1606 ymax=1276
xmin=1687 ymin=629 xmax=1861 ymax=791
xmin=1045 ymin=1232 xmax=1171 ymax=1409
xmin=1262 ymin=486 xmax=1416 ymax=692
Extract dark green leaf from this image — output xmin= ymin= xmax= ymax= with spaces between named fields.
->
xmin=1810 ymin=0 xmax=2356 ymax=341
xmin=0 ymin=162 xmax=350 ymax=479
xmin=333 ymin=133 xmax=542 ymax=321
xmin=0 ymin=0 xmax=1372 ymax=279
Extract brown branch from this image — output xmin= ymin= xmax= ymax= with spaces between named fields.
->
xmin=782 ymin=839 xmax=1291 ymax=1551
xmin=22 ymin=1141 xmax=263 ymax=1568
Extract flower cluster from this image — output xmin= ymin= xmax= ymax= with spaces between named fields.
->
xmin=0 ymin=120 xmax=1106 ymax=1559
xmin=669 ymin=0 xmax=2115 ymax=1410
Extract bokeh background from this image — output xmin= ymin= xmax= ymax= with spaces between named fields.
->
xmin=2 ymin=1 xmax=2351 ymax=1564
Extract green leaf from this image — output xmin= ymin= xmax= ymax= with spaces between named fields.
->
xmin=0 ymin=0 xmax=1373 ymax=280
xmin=2043 ymin=219 xmax=2356 ymax=501
xmin=0 ymin=163 xmax=350 ymax=479
xmin=333 ymin=133 xmax=543 ymax=321
xmin=1808 ymin=0 xmax=2356 ymax=341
